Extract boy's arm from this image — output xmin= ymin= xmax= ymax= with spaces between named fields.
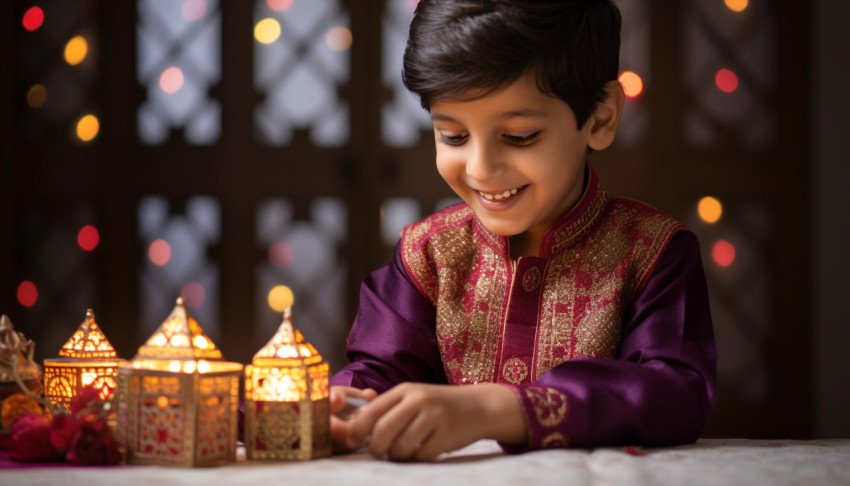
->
xmin=330 ymin=243 xmax=447 ymax=392
xmin=506 ymin=231 xmax=716 ymax=451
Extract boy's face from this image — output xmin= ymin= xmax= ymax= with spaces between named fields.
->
xmin=430 ymin=73 xmax=592 ymax=241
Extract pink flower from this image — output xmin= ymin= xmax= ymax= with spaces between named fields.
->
xmin=65 ymin=419 xmax=123 ymax=465
xmin=7 ymin=412 xmax=61 ymax=462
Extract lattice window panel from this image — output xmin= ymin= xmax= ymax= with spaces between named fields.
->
xmin=253 ymin=0 xmax=350 ymax=146
xmin=18 ymin=0 xmax=99 ymax=143
xmin=682 ymin=0 xmax=776 ymax=148
xmin=255 ymin=198 xmax=347 ymax=366
xmin=137 ymin=0 xmax=222 ymax=145
xmin=137 ymin=196 xmax=221 ymax=342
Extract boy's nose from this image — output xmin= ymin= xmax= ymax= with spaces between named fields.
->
xmin=465 ymin=142 xmax=504 ymax=181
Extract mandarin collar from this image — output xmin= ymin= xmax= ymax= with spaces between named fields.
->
xmin=471 ymin=163 xmax=609 ymax=259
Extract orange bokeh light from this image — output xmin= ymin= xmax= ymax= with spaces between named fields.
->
xmin=17 ymin=281 xmax=38 ymax=308
xmin=712 ymin=239 xmax=736 ymax=267
xmin=618 ymin=70 xmax=644 ymax=98
xmin=149 ymin=239 xmax=171 ymax=266
xmin=78 ymin=225 xmax=100 ymax=251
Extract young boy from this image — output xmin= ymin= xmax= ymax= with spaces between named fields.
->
xmin=329 ymin=0 xmax=715 ymax=461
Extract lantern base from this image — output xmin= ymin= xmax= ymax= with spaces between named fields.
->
xmin=245 ymin=398 xmax=331 ymax=461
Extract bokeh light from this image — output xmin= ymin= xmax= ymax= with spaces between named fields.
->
xmin=23 ymin=7 xmax=44 ymax=31
xmin=267 ymin=285 xmax=294 ymax=312
xmin=267 ymin=0 xmax=292 ymax=11
xmin=269 ymin=242 xmax=293 ymax=268
xmin=27 ymin=84 xmax=47 ymax=109
xmin=618 ymin=70 xmax=644 ymax=98
xmin=724 ymin=0 xmax=748 ymax=13
xmin=159 ymin=67 xmax=184 ymax=94
xmin=77 ymin=225 xmax=100 ymax=251
xmin=181 ymin=0 xmax=207 ymax=22
xmin=697 ymin=196 xmax=723 ymax=224
xmin=715 ymin=68 xmax=739 ymax=94
xmin=148 ymin=239 xmax=171 ymax=266
xmin=325 ymin=26 xmax=353 ymax=51
xmin=254 ymin=18 xmax=281 ymax=44
xmin=181 ymin=282 xmax=205 ymax=308
xmin=64 ymin=35 xmax=88 ymax=66
xmin=76 ymin=114 xmax=100 ymax=142
xmin=712 ymin=239 xmax=736 ymax=267
xmin=17 ymin=281 xmax=38 ymax=308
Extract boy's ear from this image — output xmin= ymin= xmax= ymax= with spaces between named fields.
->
xmin=586 ymin=81 xmax=625 ymax=151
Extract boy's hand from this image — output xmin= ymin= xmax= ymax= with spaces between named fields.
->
xmin=347 ymin=383 xmax=526 ymax=461
xmin=330 ymin=386 xmax=377 ymax=453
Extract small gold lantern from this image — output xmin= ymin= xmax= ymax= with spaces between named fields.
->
xmin=115 ymin=297 xmax=243 ymax=467
xmin=245 ymin=306 xmax=331 ymax=460
xmin=43 ymin=309 xmax=125 ymax=409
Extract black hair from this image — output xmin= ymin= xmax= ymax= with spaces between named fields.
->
xmin=402 ymin=0 xmax=622 ymax=129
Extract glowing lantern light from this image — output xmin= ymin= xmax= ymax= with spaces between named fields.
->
xmin=22 ymin=7 xmax=44 ymax=31
xmin=149 ymin=239 xmax=171 ymax=266
xmin=42 ymin=309 xmax=125 ymax=410
xmin=255 ymin=18 xmax=281 ymax=44
xmin=245 ymin=305 xmax=331 ymax=460
xmin=76 ymin=114 xmax=100 ymax=142
xmin=697 ymin=196 xmax=723 ymax=224
xmin=725 ymin=0 xmax=748 ymax=13
xmin=115 ymin=297 xmax=243 ymax=467
xmin=268 ymin=285 xmax=294 ymax=313
xmin=77 ymin=224 xmax=100 ymax=251
xmin=27 ymin=84 xmax=47 ymax=109
xmin=64 ymin=35 xmax=88 ymax=66
xmin=16 ymin=281 xmax=38 ymax=308
xmin=325 ymin=26 xmax=353 ymax=51
xmin=712 ymin=239 xmax=736 ymax=267
xmin=159 ymin=67 xmax=184 ymax=94
xmin=267 ymin=0 xmax=292 ymax=11
xmin=715 ymin=68 xmax=739 ymax=94
xmin=619 ymin=70 xmax=644 ymax=98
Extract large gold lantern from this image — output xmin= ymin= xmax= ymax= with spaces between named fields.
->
xmin=115 ymin=297 xmax=243 ymax=467
xmin=245 ymin=306 xmax=331 ymax=460
xmin=43 ymin=309 xmax=125 ymax=409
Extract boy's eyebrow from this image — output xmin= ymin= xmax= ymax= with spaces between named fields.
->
xmin=430 ymin=109 xmax=550 ymax=123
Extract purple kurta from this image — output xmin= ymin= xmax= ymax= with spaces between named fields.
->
xmin=332 ymin=167 xmax=716 ymax=451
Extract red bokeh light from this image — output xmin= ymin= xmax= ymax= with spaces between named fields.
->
xmin=268 ymin=242 xmax=293 ymax=268
xmin=17 ymin=281 xmax=38 ymax=308
xmin=148 ymin=239 xmax=171 ymax=266
xmin=23 ymin=7 xmax=44 ymax=31
xmin=181 ymin=282 xmax=205 ymax=308
xmin=712 ymin=239 xmax=736 ymax=267
xmin=77 ymin=224 xmax=100 ymax=251
xmin=715 ymin=68 xmax=739 ymax=94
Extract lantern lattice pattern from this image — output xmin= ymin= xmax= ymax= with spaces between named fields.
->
xmin=115 ymin=297 xmax=242 ymax=467
xmin=43 ymin=309 xmax=125 ymax=410
xmin=245 ymin=307 xmax=331 ymax=460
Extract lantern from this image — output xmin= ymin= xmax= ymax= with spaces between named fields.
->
xmin=43 ymin=309 xmax=125 ymax=409
xmin=115 ymin=297 xmax=243 ymax=467
xmin=245 ymin=306 xmax=331 ymax=460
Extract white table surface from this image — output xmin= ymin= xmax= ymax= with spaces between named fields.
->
xmin=3 ymin=438 xmax=850 ymax=486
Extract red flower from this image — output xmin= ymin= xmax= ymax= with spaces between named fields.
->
xmin=49 ymin=413 xmax=80 ymax=452
xmin=65 ymin=419 xmax=122 ymax=465
xmin=70 ymin=385 xmax=102 ymax=416
xmin=7 ymin=412 xmax=61 ymax=462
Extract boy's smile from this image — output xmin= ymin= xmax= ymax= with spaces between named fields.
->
xmin=429 ymin=73 xmax=616 ymax=256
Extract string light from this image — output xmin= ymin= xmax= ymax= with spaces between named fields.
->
xmin=181 ymin=282 xmax=206 ymax=308
xmin=267 ymin=0 xmax=293 ymax=11
xmin=64 ymin=35 xmax=88 ymax=66
xmin=22 ymin=7 xmax=44 ymax=31
xmin=17 ymin=281 xmax=38 ymax=308
xmin=325 ymin=26 xmax=353 ymax=51
xmin=268 ymin=285 xmax=294 ymax=312
xmin=76 ymin=114 xmax=100 ymax=142
xmin=724 ymin=0 xmax=748 ymax=13
xmin=712 ymin=239 xmax=736 ymax=267
xmin=149 ymin=239 xmax=171 ymax=266
xmin=697 ymin=196 xmax=723 ymax=224
xmin=77 ymin=225 xmax=100 ymax=251
xmin=254 ymin=18 xmax=281 ymax=44
xmin=27 ymin=84 xmax=47 ymax=109
xmin=159 ymin=67 xmax=184 ymax=94
xmin=618 ymin=70 xmax=644 ymax=98
xmin=715 ymin=68 xmax=739 ymax=94
xmin=269 ymin=242 xmax=293 ymax=268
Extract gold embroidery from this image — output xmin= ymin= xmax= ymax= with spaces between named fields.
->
xmin=541 ymin=432 xmax=569 ymax=448
xmin=525 ymin=386 xmax=568 ymax=427
xmin=522 ymin=266 xmax=542 ymax=293
xmin=501 ymin=358 xmax=529 ymax=384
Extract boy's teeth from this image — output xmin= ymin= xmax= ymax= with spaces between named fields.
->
xmin=480 ymin=188 xmax=519 ymax=201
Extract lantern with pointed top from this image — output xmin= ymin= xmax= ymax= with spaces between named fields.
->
xmin=115 ymin=297 xmax=243 ymax=467
xmin=42 ymin=309 xmax=125 ymax=409
xmin=245 ymin=306 xmax=331 ymax=460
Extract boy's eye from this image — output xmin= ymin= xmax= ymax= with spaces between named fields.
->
xmin=438 ymin=132 xmax=469 ymax=146
xmin=503 ymin=131 xmax=542 ymax=146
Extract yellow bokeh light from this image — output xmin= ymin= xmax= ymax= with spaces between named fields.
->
xmin=64 ymin=35 xmax=88 ymax=66
xmin=697 ymin=196 xmax=723 ymax=224
xmin=27 ymin=84 xmax=47 ymax=108
xmin=724 ymin=0 xmax=748 ymax=13
xmin=254 ymin=18 xmax=281 ymax=45
xmin=268 ymin=285 xmax=295 ymax=313
xmin=325 ymin=26 xmax=352 ymax=51
xmin=76 ymin=114 xmax=100 ymax=142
